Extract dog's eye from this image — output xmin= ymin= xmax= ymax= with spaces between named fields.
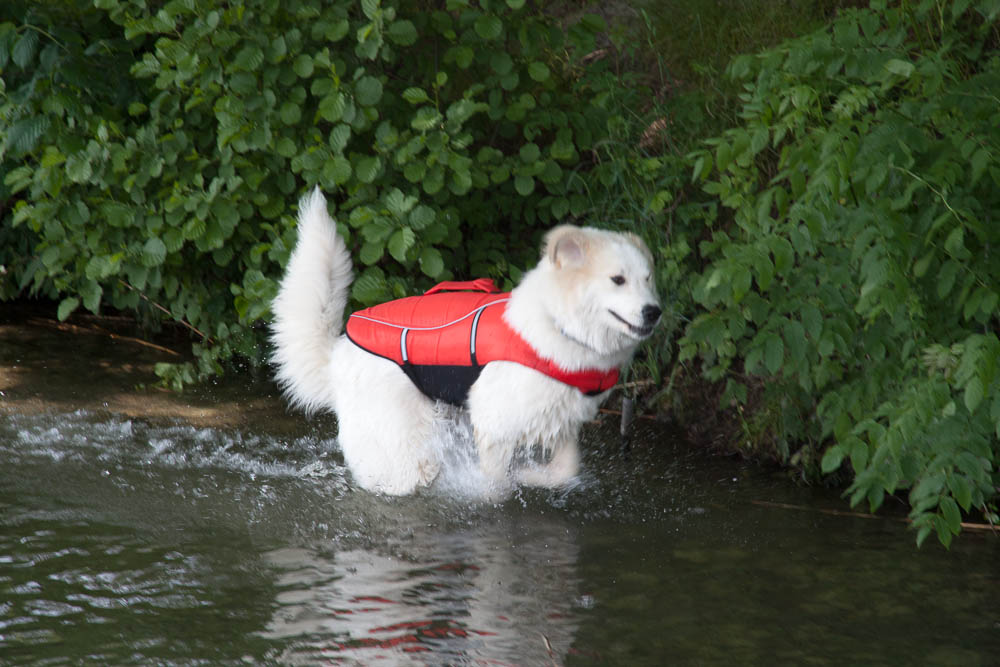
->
xmin=610 ymin=275 xmax=626 ymax=286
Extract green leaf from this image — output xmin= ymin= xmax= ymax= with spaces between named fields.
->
xmin=85 ymin=256 xmax=115 ymax=281
xmin=937 ymin=260 xmax=958 ymax=299
xmin=142 ymin=237 xmax=167 ymax=267
xmin=551 ymin=197 xmax=569 ymax=219
xmin=359 ymin=240 xmax=384 ymax=265
xmin=326 ymin=18 xmax=349 ymax=41
xmin=57 ymin=297 xmax=80 ymax=322
xmin=715 ymin=141 xmax=733 ymax=172
xmin=419 ymin=246 xmax=444 ymax=278
xmin=352 ymin=267 xmax=387 ymax=305
xmin=65 ymin=153 xmax=93 ymax=183
xmin=490 ymin=52 xmax=513 ymax=75
xmin=768 ymin=236 xmax=795 ymax=274
xmin=820 ymin=444 xmax=845 ymax=473
xmin=885 ymin=58 xmax=914 ymax=78
xmin=764 ymin=333 xmax=784 ymax=374
xmin=782 ymin=319 xmax=807 ymax=366
xmin=744 ymin=344 xmax=764 ymax=376
xmin=963 ymin=376 xmax=984 ymax=414
xmin=6 ymin=116 xmax=51 ymax=156
xmin=474 ymin=15 xmax=503 ymax=40
xmin=528 ymin=61 xmax=550 ymax=82
xmin=387 ymin=20 xmax=417 ymax=45
xmin=328 ymin=124 xmax=351 ymax=153
xmin=913 ymin=250 xmax=934 ymax=278
xmin=322 ymin=156 xmax=353 ymax=186
xmin=915 ymin=521 xmax=933 ymax=548
xmin=939 ymin=496 xmax=962 ymax=535
xmin=355 ymin=76 xmax=383 ymax=107
xmin=388 ymin=227 xmax=416 ymax=262
xmin=402 ymin=87 xmax=430 ymax=104
xmin=514 ymin=174 xmax=535 ymax=196
xmin=293 ymin=54 xmax=314 ymax=78
xmin=450 ymin=46 xmax=474 ymax=68
xmin=41 ymin=245 xmax=61 ymax=269
xmin=912 ymin=471 xmax=946 ymax=502
xmin=948 ymin=475 xmax=973 ymax=512
xmin=319 ymin=92 xmax=346 ymax=122
xmin=384 ymin=188 xmax=417 ymax=216
xmin=423 ymin=165 xmax=444 ymax=194
xmin=409 ymin=205 xmax=435 ymax=231
xmin=279 ymin=101 xmax=301 ymax=125
xmin=233 ymin=44 xmax=264 ymax=71
xmin=411 ymin=107 xmax=443 ymax=131
xmin=12 ymin=30 xmax=38 ymax=68
xmin=276 ymin=137 xmax=297 ymax=157
xmin=355 ymin=156 xmax=381 ymax=183
xmin=801 ymin=304 xmax=822 ymax=340
xmin=944 ymin=226 xmax=966 ymax=258
xmin=849 ymin=437 xmax=868 ymax=473
xmin=81 ymin=280 xmax=102 ymax=313
xmin=361 ymin=0 xmax=379 ymax=19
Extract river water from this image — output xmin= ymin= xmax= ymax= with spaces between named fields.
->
xmin=1 ymin=314 xmax=998 ymax=665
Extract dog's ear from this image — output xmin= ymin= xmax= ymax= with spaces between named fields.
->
xmin=544 ymin=225 xmax=588 ymax=269
xmin=623 ymin=232 xmax=654 ymax=264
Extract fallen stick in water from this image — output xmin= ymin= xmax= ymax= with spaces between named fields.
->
xmin=751 ymin=500 xmax=997 ymax=534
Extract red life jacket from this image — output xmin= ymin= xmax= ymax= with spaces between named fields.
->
xmin=344 ymin=278 xmax=620 ymax=405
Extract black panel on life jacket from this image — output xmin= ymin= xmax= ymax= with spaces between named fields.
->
xmin=401 ymin=363 xmax=483 ymax=406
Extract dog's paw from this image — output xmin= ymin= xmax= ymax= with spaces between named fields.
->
xmin=515 ymin=466 xmax=575 ymax=489
xmin=514 ymin=445 xmax=580 ymax=489
xmin=417 ymin=457 xmax=442 ymax=488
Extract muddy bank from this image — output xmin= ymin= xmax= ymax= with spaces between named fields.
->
xmin=0 ymin=303 xmax=312 ymax=433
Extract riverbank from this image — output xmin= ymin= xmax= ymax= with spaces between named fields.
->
xmin=0 ymin=303 xmax=305 ymax=433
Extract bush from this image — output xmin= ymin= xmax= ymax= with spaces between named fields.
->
xmin=1 ymin=0 xmax=643 ymax=386
xmin=680 ymin=0 xmax=1000 ymax=546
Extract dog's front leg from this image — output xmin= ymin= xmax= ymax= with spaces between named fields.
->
xmin=516 ymin=436 xmax=580 ymax=489
xmin=474 ymin=428 xmax=516 ymax=497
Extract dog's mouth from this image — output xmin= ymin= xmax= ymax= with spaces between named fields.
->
xmin=608 ymin=309 xmax=656 ymax=339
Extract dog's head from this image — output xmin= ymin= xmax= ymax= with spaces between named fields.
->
xmin=540 ymin=225 xmax=662 ymax=357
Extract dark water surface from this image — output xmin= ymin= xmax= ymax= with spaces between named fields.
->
xmin=2 ymin=409 xmax=997 ymax=665
xmin=1 ymin=307 xmax=997 ymax=666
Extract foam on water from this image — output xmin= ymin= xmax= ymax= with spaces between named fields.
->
xmin=1 ymin=410 xmax=343 ymax=481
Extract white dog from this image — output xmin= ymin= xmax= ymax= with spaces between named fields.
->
xmin=271 ymin=188 xmax=661 ymax=496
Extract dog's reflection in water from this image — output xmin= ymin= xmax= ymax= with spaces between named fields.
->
xmin=263 ymin=516 xmax=581 ymax=664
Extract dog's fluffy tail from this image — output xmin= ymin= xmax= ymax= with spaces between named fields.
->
xmin=271 ymin=187 xmax=353 ymax=414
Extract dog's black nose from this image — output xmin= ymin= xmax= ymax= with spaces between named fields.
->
xmin=642 ymin=304 xmax=662 ymax=325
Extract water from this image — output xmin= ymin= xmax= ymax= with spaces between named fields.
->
xmin=2 ymin=408 xmax=998 ymax=665
xmin=1 ymin=309 xmax=998 ymax=665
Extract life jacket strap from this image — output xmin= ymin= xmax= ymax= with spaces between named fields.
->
xmin=424 ymin=278 xmax=500 ymax=295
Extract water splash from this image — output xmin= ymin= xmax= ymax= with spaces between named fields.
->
xmin=1 ymin=410 xmax=342 ymax=481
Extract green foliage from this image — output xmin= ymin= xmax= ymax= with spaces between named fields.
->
xmin=642 ymin=0 xmax=848 ymax=89
xmin=680 ymin=0 xmax=1000 ymax=546
xmin=1 ymin=0 xmax=625 ymax=383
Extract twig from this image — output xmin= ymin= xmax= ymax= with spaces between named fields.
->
xmin=598 ymin=407 xmax=659 ymax=421
xmin=541 ymin=633 xmax=561 ymax=667
xmin=118 ymin=279 xmax=213 ymax=343
xmin=33 ymin=318 xmax=181 ymax=357
xmin=752 ymin=500 xmax=998 ymax=534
